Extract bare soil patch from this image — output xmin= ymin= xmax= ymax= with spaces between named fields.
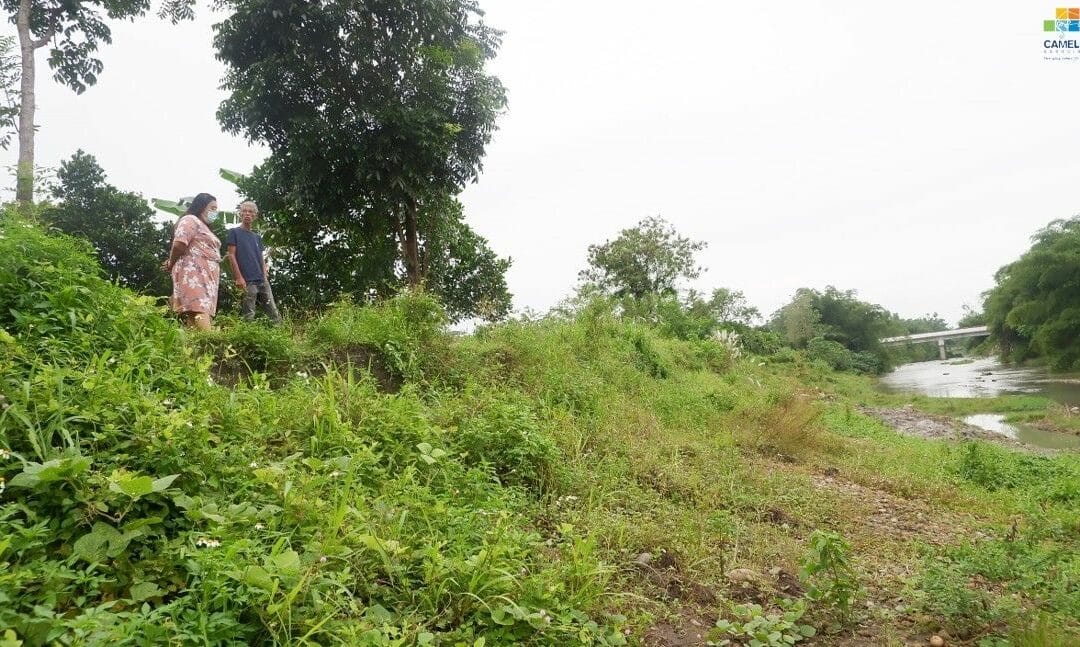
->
xmin=860 ymin=406 xmax=1039 ymax=451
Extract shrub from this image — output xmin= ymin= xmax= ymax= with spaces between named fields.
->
xmin=806 ymin=338 xmax=853 ymax=372
xmin=309 ymin=292 xmax=447 ymax=382
xmin=194 ymin=318 xmax=303 ymax=382
xmin=800 ymin=530 xmax=860 ymax=622
xmin=437 ymin=387 xmax=559 ymax=491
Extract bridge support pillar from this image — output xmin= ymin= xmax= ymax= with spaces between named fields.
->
xmin=938 ymin=338 xmax=947 ymax=360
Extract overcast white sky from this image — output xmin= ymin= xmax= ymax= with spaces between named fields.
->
xmin=4 ymin=1 xmax=1077 ymax=325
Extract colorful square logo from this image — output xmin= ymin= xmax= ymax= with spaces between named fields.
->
xmin=1046 ymin=10 xmax=1080 ymax=31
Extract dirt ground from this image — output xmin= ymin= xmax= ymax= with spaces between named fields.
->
xmin=859 ymin=406 xmax=1042 ymax=452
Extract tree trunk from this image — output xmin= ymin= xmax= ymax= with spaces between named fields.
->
xmin=15 ymin=0 xmax=36 ymax=206
xmin=403 ymin=197 xmax=421 ymax=287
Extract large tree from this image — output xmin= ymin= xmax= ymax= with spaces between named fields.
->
xmin=42 ymin=150 xmax=171 ymax=295
xmin=579 ymin=216 xmax=706 ymax=299
xmin=236 ymin=162 xmax=511 ymax=321
xmin=4 ymin=0 xmax=194 ymax=204
xmin=984 ymin=216 xmax=1080 ymax=370
xmin=214 ymin=0 xmax=507 ymax=299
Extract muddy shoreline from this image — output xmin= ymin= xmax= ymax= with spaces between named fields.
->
xmin=860 ymin=406 xmax=1047 ymax=452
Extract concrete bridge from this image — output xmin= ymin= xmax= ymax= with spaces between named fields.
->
xmin=880 ymin=326 xmax=989 ymax=360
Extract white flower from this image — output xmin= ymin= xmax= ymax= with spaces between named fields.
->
xmin=249 ymin=461 xmax=259 ymax=469
xmin=162 ymin=399 xmax=173 ymax=407
xmin=328 ymin=470 xmax=343 ymax=479
xmin=0 ymin=477 xmax=5 ymax=495
xmin=319 ymin=556 xmax=328 ymax=563
xmin=0 ymin=448 xmax=11 ymax=460
xmin=254 ymin=523 xmax=265 ymax=531
xmin=195 ymin=537 xmax=221 ymax=549
xmin=296 ymin=371 xmax=309 ymax=379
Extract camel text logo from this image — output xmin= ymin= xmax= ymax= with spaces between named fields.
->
xmin=1045 ymin=8 xmax=1080 ymax=59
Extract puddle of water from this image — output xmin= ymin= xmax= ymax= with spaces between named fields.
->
xmin=962 ymin=414 xmax=1080 ymax=450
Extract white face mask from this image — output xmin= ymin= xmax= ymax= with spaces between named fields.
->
xmin=205 ymin=209 xmax=219 ymax=222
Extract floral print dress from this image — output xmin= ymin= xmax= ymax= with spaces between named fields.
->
xmin=170 ymin=215 xmax=221 ymax=316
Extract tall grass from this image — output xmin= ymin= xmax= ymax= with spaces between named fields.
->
xmin=1 ymin=213 xmax=1078 ymax=645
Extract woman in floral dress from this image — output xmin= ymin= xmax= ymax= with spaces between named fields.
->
xmin=163 ymin=193 xmax=221 ymax=331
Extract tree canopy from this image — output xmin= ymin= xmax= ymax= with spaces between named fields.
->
xmin=214 ymin=0 xmax=509 ymax=318
xmin=238 ymin=167 xmax=511 ymax=322
xmin=770 ymin=286 xmax=897 ymax=373
xmin=984 ymin=216 xmax=1080 ymax=370
xmin=579 ymin=216 xmax=706 ymax=299
xmin=6 ymin=0 xmax=195 ymax=202
xmin=42 ymin=150 xmax=171 ymax=295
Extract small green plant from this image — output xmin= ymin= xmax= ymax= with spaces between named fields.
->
xmin=800 ymin=530 xmax=860 ymax=622
xmin=710 ymin=599 xmax=816 ymax=646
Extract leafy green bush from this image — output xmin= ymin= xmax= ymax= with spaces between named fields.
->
xmin=0 ymin=216 xmax=625 ymax=645
xmin=805 ymin=338 xmax=852 ymax=372
xmin=435 ymin=387 xmax=559 ymax=491
xmin=309 ymin=293 xmax=447 ymax=382
xmin=738 ymin=327 xmax=784 ymax=357
xmin=800 ymin=530 xmax=860 ymax=622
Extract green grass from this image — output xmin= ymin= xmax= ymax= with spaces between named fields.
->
xmin=1 ymin=213 xmax=1077 ymax=646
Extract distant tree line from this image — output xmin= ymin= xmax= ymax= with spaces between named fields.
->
xmin=576 ymin=216 xmax=966 ymax=374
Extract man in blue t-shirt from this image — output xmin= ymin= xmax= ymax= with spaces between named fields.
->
xmin=226 ymin=201 xmax=282 ymax=323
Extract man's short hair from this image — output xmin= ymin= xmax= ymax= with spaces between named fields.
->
xmin=238 ymin=201 xmax=259 ymax=213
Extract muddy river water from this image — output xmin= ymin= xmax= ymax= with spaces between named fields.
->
xmin=878 ymin=357 xmax=1080 ymax=449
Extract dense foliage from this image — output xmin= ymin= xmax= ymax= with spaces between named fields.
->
xmin=579 ymin=216 xmax=705 ymax=299
xmin=214 ymin=0 xmax=510 ymax=320
xmin=770 ymin=287 xmax=896 ymax=373
xmin=4 ymin=0 xmax=196 ymax=201
xmin=0 ymin=213 xmax=623 ymax=645
xmin=984 ymin=216 xmax=1080 ymax=370
xmin=42 ymin=150 xmax=171 ymax=295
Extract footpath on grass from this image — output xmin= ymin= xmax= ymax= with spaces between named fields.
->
xmin=1 ymin=215 xmax=1077 ymax=647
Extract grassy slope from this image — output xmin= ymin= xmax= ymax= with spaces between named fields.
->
xmin=1 ymin=217 xmax=1077 ymax=646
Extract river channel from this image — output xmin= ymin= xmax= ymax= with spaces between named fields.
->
xmin=878 ymin=357 xmax=1080 ymax=450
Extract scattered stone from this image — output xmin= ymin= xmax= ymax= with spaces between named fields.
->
xmin=634 ymin=552 xmax=653 ymax=566
xmin=929 ymin=635 xmax=945 ymax=647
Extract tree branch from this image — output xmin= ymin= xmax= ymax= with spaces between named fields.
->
xmin=30 ymin=29 xmax=54 ymax=50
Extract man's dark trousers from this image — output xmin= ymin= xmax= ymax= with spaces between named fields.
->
xmin=242 ymin=281 xmax=282 ymax=323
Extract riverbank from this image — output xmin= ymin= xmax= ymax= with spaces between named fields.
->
xmin=3 ymin=222 xmax=1078 ymax=646
xmin=824 ymin=360 xmax=1080 ymax=449
xmin=858 ymin=405 xmax=1042 ymax=451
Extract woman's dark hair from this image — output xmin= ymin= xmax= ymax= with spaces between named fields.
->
xmin=183 ymin=193 xmax=217 ymax=219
